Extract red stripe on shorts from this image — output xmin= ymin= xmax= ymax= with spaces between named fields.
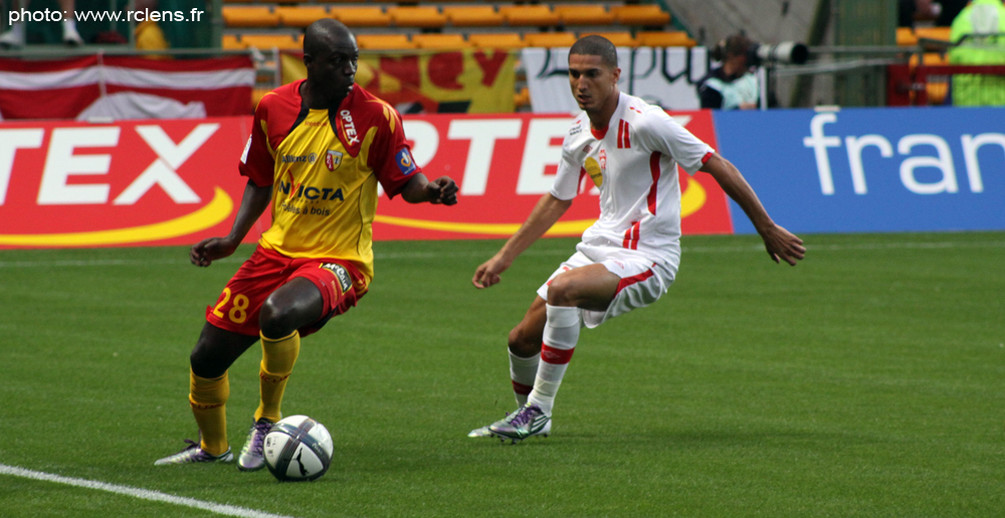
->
xmin=615 ymin=268 xmax=655 ymax=296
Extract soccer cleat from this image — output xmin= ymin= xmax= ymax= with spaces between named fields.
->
xmin=0 ymin=29 xmax=25 ymax=49
xmin=154 ymin=439 xmax=233 ymax=465
xmin=467 ymin=410 xmax=518 ymax=438
xmin=488 ymin=403 xmax=551 ymax=443
xmin=237 ymin=417 xmax=273 ymax=471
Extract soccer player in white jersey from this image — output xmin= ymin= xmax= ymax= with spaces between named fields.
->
xmin=468 ymin=35 xmax=806 ymax=442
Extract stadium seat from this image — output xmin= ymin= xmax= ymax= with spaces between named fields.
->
xmin=897 ymin=27 xmax=919 ymax=47
xmin=222 ymin=34 xmax=246 ymax=50
xmin=915 ymin=26 xmax=952 ymax=43
xmin=554 ymin=5 xmax=614 ymax=26
xmin=610 ymin=4 xmax=671 ymax=26
xmin=356 ymin=33 xmax=413 ymax=50
xmin=240 ymin=33 xmax=302 ymax=50
xmin=330 ymin=7 xmax=391 ymax=28
xmin=636 ymin=31 xmax=696 ymax=48
xmin=582 ymin=31 xmax=638 ymax=48
xmin=222 ymin=6 xmax=280 ymax=28
xmin=443 ymin=6 xmax=503 ymax=27
xmin=276 ymin=6 xmax=330 ymax=28
xmin=523 ymin=32 xmax=578 ymax=48
xmin=499 ymin=5 xmax=560 ymax=27
xmin=468 ymin=32 xmax=525 ymax=50
xmin=412 ymin=33 xmax=470 ymax=50
xmin=387 ymin=6 xmax=447 ymax=29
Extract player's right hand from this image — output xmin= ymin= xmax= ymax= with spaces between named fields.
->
xmin=472 ymin=255 xmax=509 ymax=289
xmin=190 ymin=237 xmax=238 ymax=267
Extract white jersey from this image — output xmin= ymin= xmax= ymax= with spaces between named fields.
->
xmin=551 ymin=91 xmax=714 ymax=266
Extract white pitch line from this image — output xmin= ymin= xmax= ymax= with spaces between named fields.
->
xmin=0 ymin=464 xmax=297 ymax=518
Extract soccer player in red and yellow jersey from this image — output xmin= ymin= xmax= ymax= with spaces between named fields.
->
xmin=155 ymin=19 xmax=458 ymax=469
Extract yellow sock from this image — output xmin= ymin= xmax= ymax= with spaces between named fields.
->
xmin=189 ymin=371 xmax=230 ymax=456
xmin=256 ymin=330 xmax=300 ymax=423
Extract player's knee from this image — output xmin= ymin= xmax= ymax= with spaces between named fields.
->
xmin=507 ymin=325 xmax=539 ymax=357
xmin=545 ymin=274 xmax=577 ymax=306
xmin=189 ymin=341 xmax=223 ymax=379
xmin=258 ymin=297 xmax=296 ymax=339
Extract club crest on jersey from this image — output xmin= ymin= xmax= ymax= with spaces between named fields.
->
xmin=599 ymin=148 xmax=607 ymax=173
xmin=325 ymin=150 xmax=343 ymax=171
xmin=396 ymin=148 xmax=417 ymax=176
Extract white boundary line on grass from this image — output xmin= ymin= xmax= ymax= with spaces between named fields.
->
xmin=0 ymin=464 xmax=297 ymax=518
xmin=0 ymin=239 xmax=1003 ymax=269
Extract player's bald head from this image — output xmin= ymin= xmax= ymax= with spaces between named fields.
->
xmin=303 ymin=18 xmax=356 ymax=56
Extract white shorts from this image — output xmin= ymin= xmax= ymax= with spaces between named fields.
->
xmin=536 ymin=244 xmax=678 ymax=329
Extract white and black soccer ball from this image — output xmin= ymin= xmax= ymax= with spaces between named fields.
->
xmin=263 ymin=415 xmax=333 ymax=482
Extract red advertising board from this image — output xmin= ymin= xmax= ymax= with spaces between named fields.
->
xmin=0 ymin=112 xmax=732 ymax=249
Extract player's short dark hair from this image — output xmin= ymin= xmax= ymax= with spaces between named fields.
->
xmin=569 ymin=35 xmax=618 ymax=68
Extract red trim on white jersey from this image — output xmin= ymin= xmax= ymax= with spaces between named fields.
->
xmin=701 ymin=151 xmax=714 ymax=165
xmin=622 ymin=220 xmax=641 ymax=250
xmin=617 ymin=119 xmax=632 ymax=149
xmin=647 ymin=151 xmax=661 ymax=215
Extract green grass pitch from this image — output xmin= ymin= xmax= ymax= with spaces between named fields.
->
xmin=0 ymin=232 xmax=1003 ymax=517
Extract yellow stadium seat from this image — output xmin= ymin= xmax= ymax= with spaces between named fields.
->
xmin=356 ymin=33 xmax=413 ymax=50
xmin=443 ymin=6 xmax=503 ymax=27
xmin=387 ymin=6 xmax=447 ymax=29
xmin=468 ymin=32 xmax=525 ymax=50
xmin=610 ymin=4 xmax=671 ymax=26
xmin=915 ymin=26 xmax=952 ymax=42
xmin=499 ymin=5 xmax=560 ymax=27
xmin=222 ymin=34 xmax=246 ymax=50
xmin=412 ymin=33 xmax=470 ymax=50
xmin=240 ymin=33 xmax=302 ymax=50
xmin=330 ymin=7 xmax=391 ymax=27
xmin=582 ymin=31 xmax=639 ymax=48
xmin=222 ymin=6 xmax=280 ymax=28
xmin=897 ymin=27 xmax=919 ymax=46
xmin=636 ymin=31 xmax=696 ymax=48
xmin=523 ymin=32 xmax=578 ymax=48
xmin=276 ymin=6 xmax=329 ymax=28
xmin=554 ymin=5 xmax=614 ymax=26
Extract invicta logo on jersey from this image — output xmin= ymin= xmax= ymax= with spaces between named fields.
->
xmin=277 ymin=181 xmax=345 ymax=202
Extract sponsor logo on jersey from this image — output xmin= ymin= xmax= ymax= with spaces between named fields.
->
xmin=321 ymin=263 xmax=353 ymax=294
xmin=584 ymin=157 xmax=603 ymax=187
xmin=340 ymin=109 xmax=360 ymax=145
xmin=396 ymin=148 xmax=417 ymax=176
xmin=325 ymin=150 xmax=343 ymax=172
xmin=281 ymin=153 xmax=317 ymax=164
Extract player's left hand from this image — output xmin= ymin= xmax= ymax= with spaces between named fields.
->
xmin=761 ymin=224 xmax=806 ymax=266
xmin=428 ymin=176 xmax=458 ymax=205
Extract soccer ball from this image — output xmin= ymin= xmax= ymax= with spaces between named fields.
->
xmin=263 ymin=415 xmax=333 ymax=482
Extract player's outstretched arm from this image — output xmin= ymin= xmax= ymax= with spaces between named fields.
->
xmin=700 ymin=153 xmax=806 ymax=266
xmin=400 ymin=173 xmax=458 ymax=205
xmin=472 ymin=194 xmax=572 ymax=288
xmin=190 ymin=179 xmax=272 ymax=267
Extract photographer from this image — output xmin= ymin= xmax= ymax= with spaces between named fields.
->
xmin=696 ymin=34 xmax=768 ymax=110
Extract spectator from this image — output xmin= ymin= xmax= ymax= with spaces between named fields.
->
xmin=0 ymin=0 xmax=83 ymax=48
xmin=948 ymin=0 xmax=1005 ymax=105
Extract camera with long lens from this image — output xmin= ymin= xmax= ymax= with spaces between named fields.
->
xmin=711 ymin=35 xmax=809 ymax=65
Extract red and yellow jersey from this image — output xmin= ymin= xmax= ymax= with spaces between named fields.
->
xmin=239 ymin=81 xmax=420 ymax=282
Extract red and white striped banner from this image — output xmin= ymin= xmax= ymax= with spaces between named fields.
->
xmin=0 ymin=55 xmax=255 ymax=121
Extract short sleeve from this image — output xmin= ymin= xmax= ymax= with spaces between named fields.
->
xmin=635 ymin=110 xmax=714 ymax=175
xmin=239 ymin=99 xmax=276 ymax=187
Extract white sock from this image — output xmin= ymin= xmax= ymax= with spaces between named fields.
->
xmin=508 ymin=349 xmax=539 ymax=407
xmin=527 ymin=304 xmax=581 ymax=416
